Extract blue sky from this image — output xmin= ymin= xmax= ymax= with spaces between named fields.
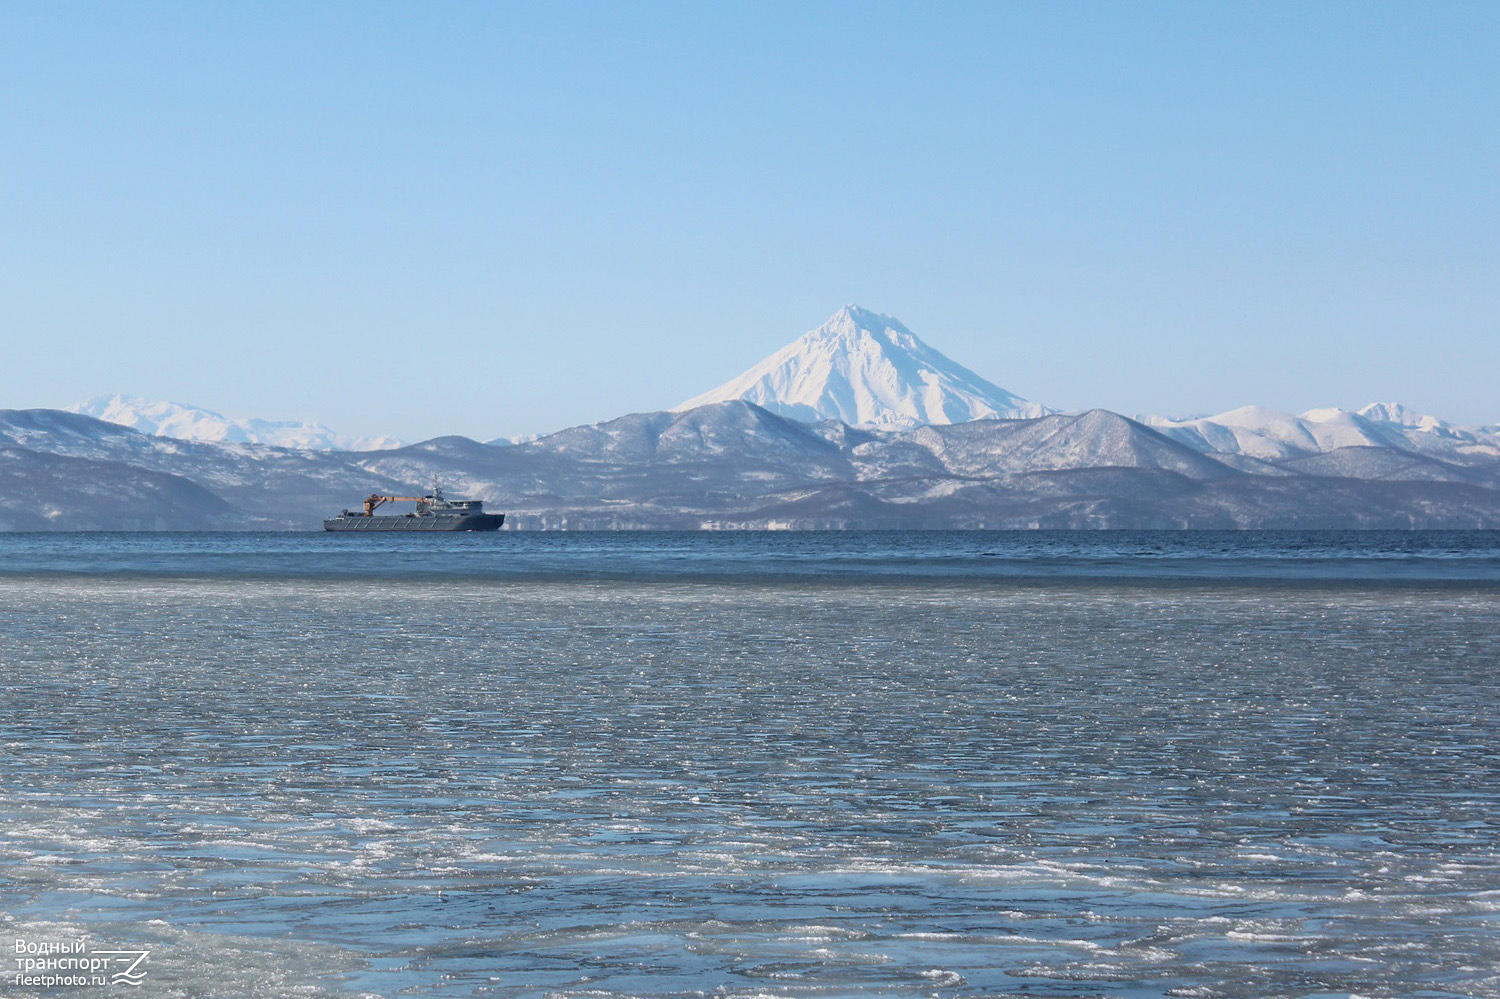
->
xmin=3 ymin=1 xmax=1496 ymax=440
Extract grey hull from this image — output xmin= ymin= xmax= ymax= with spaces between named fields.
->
xmin=323 ymin=513 xmax=504 ymax=532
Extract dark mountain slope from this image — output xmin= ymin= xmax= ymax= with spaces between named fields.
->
xmin=0 ymin=446 xmax=233 ymax=530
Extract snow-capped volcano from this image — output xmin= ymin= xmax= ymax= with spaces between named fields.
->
xmin=68 ymin=395 xmax=404 ymax=451
xmin=675 ymin=305 xmax=1049 ymax=429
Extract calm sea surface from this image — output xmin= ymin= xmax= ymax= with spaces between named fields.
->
xmin=1 ymin=532 xmax=1498 ymax=998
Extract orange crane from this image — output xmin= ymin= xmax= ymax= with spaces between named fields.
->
xmin=362 ymin=493 xmax=428 ymax=516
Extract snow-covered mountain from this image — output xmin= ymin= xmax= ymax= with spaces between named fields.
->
xmin=69 ymin=395 xmax=404 ymax=451
xmin=8 ymin=402 xmax=1500 ymax=530
xmin=1353 ymin=401 xmax=1473 ymax=438
xmin=1142 ymin=403 xmax=1500 ymax=463
xmin=11 ymin=307 xmax=1495 ymax=530
xmin=675 ymin=305 xmax=1049 ymax=429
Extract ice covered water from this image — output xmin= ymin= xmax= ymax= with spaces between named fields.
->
xmin=2 ymin=569 xmax=1499 ymax=997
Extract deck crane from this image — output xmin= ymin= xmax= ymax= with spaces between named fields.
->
xmin=362 ymin=493 xmax=430 ymax=516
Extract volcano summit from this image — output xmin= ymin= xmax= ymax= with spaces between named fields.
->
xmin=675 ymin=305 xmax=1049 ymax=430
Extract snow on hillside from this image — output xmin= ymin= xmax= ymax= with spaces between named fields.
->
xmin=69 ymin=395 xmax=404 ymax=451
xmin=1143 ymin=403 xmax=1499 ymax=460
xmin=675 ymin=305 xmax=1049 ymax=429
xmin=1355 ymin=402 xmax=1463 ymax=435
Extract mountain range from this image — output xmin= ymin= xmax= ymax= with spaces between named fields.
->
xmin=6 ymin=305 xmax=1498 ymax=529
xmin=68 ymin=395 xmax=405 ymax=451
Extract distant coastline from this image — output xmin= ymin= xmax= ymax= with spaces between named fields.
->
xmin=11 ymin=308 xmax=1497 ymax=532
xmin=3 ymin=402 xmax=1500 ymax=531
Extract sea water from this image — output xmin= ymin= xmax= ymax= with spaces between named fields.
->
xmin=1 ymin=532 xmax=1497 ymax=998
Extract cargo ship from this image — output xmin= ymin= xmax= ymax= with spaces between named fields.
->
xmin=324 ymin=482 xmax=504 ymax=531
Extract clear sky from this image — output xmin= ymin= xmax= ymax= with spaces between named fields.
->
xmin=3 ymin=1 xmax=1496 ymax=440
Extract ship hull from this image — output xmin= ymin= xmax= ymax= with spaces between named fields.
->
xmin=323 ymin=513 xmax=504 ymax=532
